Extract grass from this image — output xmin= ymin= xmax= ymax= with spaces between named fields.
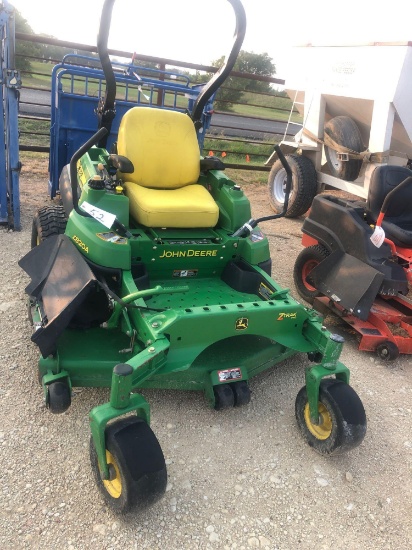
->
xmin=203 ymin=136 xmax=274 ymax=165
xmin=226 ymin=91 xmax=301 ymax=123
xmin=19 ymin=118 xmax=50 ymax=148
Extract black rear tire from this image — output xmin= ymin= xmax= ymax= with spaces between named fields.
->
xmin=31 ymin=205 xmax=67 ymax=248
xmin=268 ymin=154 xmax=318 ymax=218
xmin=293 ymin=245 xmax=329 ymax=303
xmin=324 ymin=116 xmax=364 ymax=181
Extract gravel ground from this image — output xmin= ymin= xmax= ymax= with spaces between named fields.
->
xmin=0 ymin=156 xmax=411 ymax=550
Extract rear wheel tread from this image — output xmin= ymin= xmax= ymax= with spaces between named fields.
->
xmin=293 ymin=244 xmax=329 ymax=303
xmin=31 ymin=205 xmax=67 ymax=248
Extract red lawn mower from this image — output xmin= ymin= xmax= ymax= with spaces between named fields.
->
xmin=293 ymin=164 xmax=412 ymax=360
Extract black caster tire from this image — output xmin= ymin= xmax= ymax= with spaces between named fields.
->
xmin=376 ymin=341 xmax=399 ymax=361
xmin=46 ymin=380 xmax=71 ymax=414
xmin=293 ymin=244 xmax=329 ymax=303
xmin=295 ymin=379 xmax=367 ymax=456
xmin=232 ymin=381 xmax=251 ymax=406
xmin=90 ymin=416 xmax=167 ymax=514
xmin=213 ymin=384 xmax=235 ymax=410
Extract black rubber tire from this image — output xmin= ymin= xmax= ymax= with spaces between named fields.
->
xmin=293 ymin=245 xmax=329 ymax=304
xmin=295 ymin=378 xmax=367 ymax=456
xmin=231 ymin=380 xmax=251 ymax=407
xmin=268 ymin=154 xmax=318 ymax=218
xmin=324 ymin=116 xmax=364 ymax=181
xmin=31 ymin=205 xmax=67 ymax=248
xmin=213 ymin=384 xmax=235 ymax=410
xmin=90 ymin=416 xmax=167 ymax=514
xmin=46 ymin=380 xmax=71 ymax=414
xmin=376 ymin=341 xmax=400 ymax=361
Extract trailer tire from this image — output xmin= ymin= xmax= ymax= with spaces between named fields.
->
xmin=31 ymin=205 xmax=67 ymax=248
xmin=268 ymin=154 xmax=317 ymax=218
xmin=324 ymin=116 xmax=363 ymax=181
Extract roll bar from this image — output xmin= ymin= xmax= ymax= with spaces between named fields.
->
xmin=96 ymin=0 xmax=116 ymax=148
xmin=96 ymin=0 xmax=247 ymax=141
xmin=191 ymin=0 xmax=246 ymax=128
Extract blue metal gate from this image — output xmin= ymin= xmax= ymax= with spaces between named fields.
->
xmin=0 ymin=0 xmax=21 ymax=229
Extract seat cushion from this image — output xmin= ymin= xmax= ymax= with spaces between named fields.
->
xmin=382 ymin=220 xmax=412 ymax=248
xmin=367 ymin=165 xmax=412 ymax=221
xmin=117 ymin=107 xmax=200 ymax=189
xmin=124 ymin=182 xmax=219 ymax=228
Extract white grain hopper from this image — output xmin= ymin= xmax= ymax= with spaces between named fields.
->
xmin=268 ymin=42 xmax=412 ymax=215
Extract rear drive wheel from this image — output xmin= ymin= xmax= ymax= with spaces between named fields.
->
xmin=268 ymin=154 xmax=317 ymax=218
xmin=295 ymin=379 xmax=367 ymax=455
xmin=31 ymin=205 xmax=67 ymax=248
xmin=90 ymin=416 xmax=167 ymax=514
xmin=293 ymin=245 xmax=329 ymax=303
xmin=324 ymin=116 xmax=364 ymax=181
xmin=376 ymin=341 xmax=399 ymax=361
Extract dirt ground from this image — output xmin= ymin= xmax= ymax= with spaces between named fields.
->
xmin=0 ymin=154 xmax=411 ymax=550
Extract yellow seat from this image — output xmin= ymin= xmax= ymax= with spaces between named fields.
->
xmin=117 ymin=107 xmax=219 ymax=228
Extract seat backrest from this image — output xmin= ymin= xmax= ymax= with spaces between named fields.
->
xmin=367 ymin=165 xmax=412 ymax=221
xmin=117 ymin=107 xmax=200 ymax=189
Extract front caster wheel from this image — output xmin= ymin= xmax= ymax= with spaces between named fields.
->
xmin=213 ymin=384 xmax=235 ymax=410
xmin=46 ymin=380 xmax=71 ymax=414
xmin=232 ymin=381 xmax=251 ymax=406
xmin=90 ymin=416 xmax=167 ymax=514
xmin=376 ymin=341 xmax=399 ymax=361
xmin=295 ymin=379 xmax=367 ymax=455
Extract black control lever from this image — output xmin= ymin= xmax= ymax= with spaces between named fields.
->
xmin=231 ymin=145 xmax=292 ymax=238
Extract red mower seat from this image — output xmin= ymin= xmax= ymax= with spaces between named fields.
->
xmin=367 ymin=165 xmax=412 ymax=248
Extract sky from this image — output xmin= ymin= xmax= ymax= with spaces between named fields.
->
xmin=8 ymin=0 xmax=412 ymax=79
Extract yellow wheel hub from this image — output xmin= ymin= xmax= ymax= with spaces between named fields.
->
xmin=304 ymin=402 xmax=333 ymax=440
xmin=102 ymin=450 xmax=122 ymax=499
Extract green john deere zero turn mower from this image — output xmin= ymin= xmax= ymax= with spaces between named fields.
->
xmin=19 ymin=0 xmax=367 ymax=513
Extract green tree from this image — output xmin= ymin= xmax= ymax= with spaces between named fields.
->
xmin=14 ymin=9 xmax=42 ymax=73
xmin=210 ymin=50 xmax=276 ymax=111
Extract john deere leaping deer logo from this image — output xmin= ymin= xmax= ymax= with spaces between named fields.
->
xmin=235 ymin=317 xmax=248 ymax=330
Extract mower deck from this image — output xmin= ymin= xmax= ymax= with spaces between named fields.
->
xmin=314 ymin=293 xmax=412 ymax=356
